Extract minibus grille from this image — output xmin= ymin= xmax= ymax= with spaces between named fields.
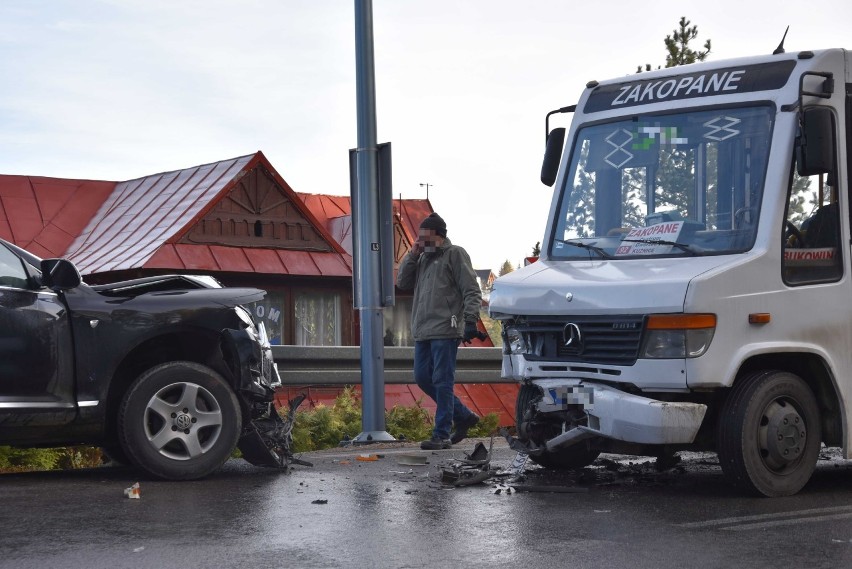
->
xmin=518 ymin=315 xmax=644 ymax=366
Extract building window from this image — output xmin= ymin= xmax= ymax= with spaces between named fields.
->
xmin=294 ymin=291 xmax=341 ymax=346
xmin=250 ymin=292 xmax=286 ymax=345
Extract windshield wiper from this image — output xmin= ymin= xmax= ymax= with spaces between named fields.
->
xmin=619 ymin=238 xmax=705 ymax=256
xmin=555 ymin=239 xmax=612 ymax=259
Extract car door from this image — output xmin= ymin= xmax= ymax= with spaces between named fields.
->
xmin=0 ymin=242 xmax=76 ymax=426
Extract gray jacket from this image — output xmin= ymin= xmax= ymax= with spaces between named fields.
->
xmin=397 ymin=237 xmax=482 ymax=341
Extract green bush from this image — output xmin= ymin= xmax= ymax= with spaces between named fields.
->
xmin=0 ymin=445 xmax=103 ymax=473
xmin=333 ymin=386 xmax=363 ymax=440
xmin=286 ymin=387 xmax=502 ymax=453
xmin=56 ymin=446 xmax=103 ymax=470
xmin=386 ymin=403 xmax=432 ymax=442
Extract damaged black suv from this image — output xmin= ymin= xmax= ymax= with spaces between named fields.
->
xmin=0 ymin=237 xmax=303 ymax=480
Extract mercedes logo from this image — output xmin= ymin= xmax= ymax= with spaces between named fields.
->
xmin=563 ymin=323 xmax=583 ymax=349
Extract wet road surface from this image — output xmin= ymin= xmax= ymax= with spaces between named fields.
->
xmin=3 ymin=438 xmax=852 ymax=568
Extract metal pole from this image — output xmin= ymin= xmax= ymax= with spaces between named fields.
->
xmin=352 ymin=0 xmax=393 ymax=443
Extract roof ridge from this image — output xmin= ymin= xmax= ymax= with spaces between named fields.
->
xmin=117 ymin=153 xmax=258 ymax=184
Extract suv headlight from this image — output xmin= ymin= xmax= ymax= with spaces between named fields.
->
xmin=235 ymin=306 xmax=256 ymax=330
xmin=640 ymin=314 xmax=716 ymax=359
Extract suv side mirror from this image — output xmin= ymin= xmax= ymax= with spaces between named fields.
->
xmin=541 ymin=127 xmax=566 ymax=186
xmin=796 ymin=107 xmax=835 ymax=177
xmin=41 ymin=258 xmax=82 ymax=291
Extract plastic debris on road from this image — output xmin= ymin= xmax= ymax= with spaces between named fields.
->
xmin=439 ymin=438 xmax=501 ymax=486
xmin=124 ymin=482 xmax=141 ymax=499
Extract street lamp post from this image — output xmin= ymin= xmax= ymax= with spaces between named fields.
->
xmin=351 ymin=0 xmax=394 ymax=444
xmin=419 ymin=182 xmax=433 ymax=200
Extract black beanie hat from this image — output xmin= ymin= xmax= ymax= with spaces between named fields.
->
xmin=419 ymin=212 xmax=447 ymax=237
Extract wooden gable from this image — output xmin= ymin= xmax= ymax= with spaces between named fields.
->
xmin=182 ymin=165 xmax=334 ymax=252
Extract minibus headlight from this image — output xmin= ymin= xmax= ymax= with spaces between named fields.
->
xmin=640 ymin=314 xmax=716 ymax=359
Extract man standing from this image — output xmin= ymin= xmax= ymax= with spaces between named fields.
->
xmin=397 ymin=212 xmax=482 ymax=450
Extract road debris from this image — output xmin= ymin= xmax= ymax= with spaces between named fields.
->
xmin=508 ymin=451 xmax=529 ymax=477
xmin=124 ymin=482 xmax=141 ymax=499
xmin=356 ymin=454 xmax=380 ymax=462
xmin=311 ymin=499 xmax=328 ymax=505
xmin=436 ymin=431 xmax=597 ymax=493
xmin=439 ymin=439 xmax=499 ymax=486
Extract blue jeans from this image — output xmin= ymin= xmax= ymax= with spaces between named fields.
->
xmin=413 ymin=339 xmax=476 ymax=440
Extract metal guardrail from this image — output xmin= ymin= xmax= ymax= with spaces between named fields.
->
xmin=271 ymin=345 xmax=505 ymax=385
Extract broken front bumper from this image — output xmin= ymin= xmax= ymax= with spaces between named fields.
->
xmin=222 ymin=325 xmax=309 ymax=470
xmin=532 ymin=379 xmax=707 ymax=449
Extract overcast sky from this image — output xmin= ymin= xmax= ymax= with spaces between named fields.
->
xmin=1 ymin=1 xmax=850 ymax=272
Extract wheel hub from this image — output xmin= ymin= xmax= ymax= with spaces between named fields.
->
xmin=174 ymin=412 xmax=193 ymax=431
xmin=762 ymin=401 xmax=806 ymax=468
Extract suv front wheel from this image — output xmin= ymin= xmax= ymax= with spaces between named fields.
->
xmin=118 ymin=361 xmax=241 ymax=480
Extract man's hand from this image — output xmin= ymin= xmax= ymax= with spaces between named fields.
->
xmin=410 ymin=240 xmax=424 ymax=257
xmin=463 ymin=322 xmax=478 ymax=344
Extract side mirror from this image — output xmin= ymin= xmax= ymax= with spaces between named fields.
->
xmin=796 ymin=107 xmax=835 ymax=177
xmin=541 ymin=127 xmax=566 ymax=186
xmin=41 ymin=258 xmax=82 ymax=291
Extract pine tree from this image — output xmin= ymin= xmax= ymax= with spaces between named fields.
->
xmin=665 ymin=17 xmax=712 ymax=67
xmin=637 ymin=17 xmax=711 ymax=73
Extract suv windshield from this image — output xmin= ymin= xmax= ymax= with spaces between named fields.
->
xmin=550 ymin=105 xmax=774 ymax=259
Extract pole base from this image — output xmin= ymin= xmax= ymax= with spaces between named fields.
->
xmin=351 ymin=430 xmax=397 ymax=444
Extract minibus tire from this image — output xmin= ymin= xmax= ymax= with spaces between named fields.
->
xmin=717 ymin=370 xmax=820 ymax=497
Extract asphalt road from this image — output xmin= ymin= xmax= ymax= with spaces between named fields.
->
xmin=3 ymin=439 xmax=852 ymax=569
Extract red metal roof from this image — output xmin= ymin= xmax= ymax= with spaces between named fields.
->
xmin=299 ymin=194 xmax=351 ymax=228
xmin=0 ymin=176 xmax=117 ymax=258
xmin=65 ymin=155 xmax=256 ymax=273
xmin=52 ymin=152 xmax=352 ymax=277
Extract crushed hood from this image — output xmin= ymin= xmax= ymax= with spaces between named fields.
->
xmin=489 ymin=257 xmax=730 ymax=316
xmin=89 ymin=274 xmax=265 ymax=307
